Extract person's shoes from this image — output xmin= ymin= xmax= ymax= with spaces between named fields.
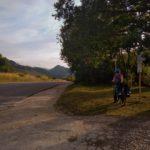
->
xmin=121 ymin=103 xmax=125 ymax=107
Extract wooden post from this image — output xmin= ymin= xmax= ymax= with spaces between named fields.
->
xmin=130 ymin=74 xmax=133 ymax=89
xmin=139 ymin=72 xmax=142 ymax=99
xmin=137 ymin=54 xmax=144 ymax=100
xmin=137 ymin=53 xmax=145 ymax=100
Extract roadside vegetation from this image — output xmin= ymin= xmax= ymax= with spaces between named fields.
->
xmin=54 ymin=0 xmax=149 ymax=85
xmin=0 ymin=73 xmax=52 ymax=83
xmin=143 ymin=66 xmax=150 ymax=86
xmin=54 ymin=1 xmax=149 ymax=117
xmin=56 ymin=84 xmax=150 ymax=116
xmin=0 ymin=54 xmax=56 ymax=83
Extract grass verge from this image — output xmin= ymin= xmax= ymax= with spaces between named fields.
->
xmin=55 ymin=84 xmax=150 ymax=116
xmin=0 ymin=72 xmax=52 ymax=83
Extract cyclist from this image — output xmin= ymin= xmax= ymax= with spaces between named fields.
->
xmin=112 ymin=68 xmax=124 ymax=103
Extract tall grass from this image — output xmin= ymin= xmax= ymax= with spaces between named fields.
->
xmin=143 ymin=66 xmax=150 ymax=86
xmin=0 ymin=72 xmax=52 ymax=83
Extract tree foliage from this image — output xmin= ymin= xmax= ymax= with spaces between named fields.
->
xmin=54 ymin=0 xmax=150 ymax=84
xmin=0 ymin=54 xmax=13 ymax=72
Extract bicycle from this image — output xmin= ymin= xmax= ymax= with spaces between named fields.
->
xmin=113 ymin=83 xmax=126 ymax=106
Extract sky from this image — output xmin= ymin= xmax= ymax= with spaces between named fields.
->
xmin=0 ymin=0 xmax=80 ymax=69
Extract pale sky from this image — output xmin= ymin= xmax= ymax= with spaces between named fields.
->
xmin=0 ymin=0 xmax=80 ymax=69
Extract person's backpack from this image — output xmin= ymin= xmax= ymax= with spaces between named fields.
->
xmin=114 ymin=73 xmax=121 ymax=83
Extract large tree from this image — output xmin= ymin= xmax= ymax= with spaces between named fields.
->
xmin=54 ymin=0 xmax=149 ymax=84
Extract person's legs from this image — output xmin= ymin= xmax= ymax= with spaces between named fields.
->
xmin=117 ymin=82 xmax=122 ymax=96
xmin=114 ymin=84 xmax=118 ymax=103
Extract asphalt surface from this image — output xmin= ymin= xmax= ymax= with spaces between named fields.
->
xmin=0 ymin=82 xmax=61 ymax=105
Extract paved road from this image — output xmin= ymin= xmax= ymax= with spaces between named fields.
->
xmin=0 ymin=82 xmax=61 ymax=105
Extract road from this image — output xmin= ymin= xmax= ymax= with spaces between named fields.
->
xmin=0 ymin=82 xmax=60 ymax=105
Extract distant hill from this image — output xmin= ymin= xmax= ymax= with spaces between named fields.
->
xmin=0 ymin=54 xmax=71 ymax=79
xmin=49 ymin=65 xmax=71 ymax=78
xmin=9 ymin=60 xmax=50 ymax=76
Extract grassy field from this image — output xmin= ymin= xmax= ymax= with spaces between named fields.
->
xmin=0 ymin=72 xmax=52 ymax=83
xmin=56 ymin=84 xmax=150 ymax=116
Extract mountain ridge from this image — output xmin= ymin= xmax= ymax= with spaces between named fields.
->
xmin=0 ymin=54 xmax=71 ymax=79
xmin=49 ymin=65 xmax=71 ymax=78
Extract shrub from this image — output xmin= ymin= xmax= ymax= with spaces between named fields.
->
xmin=142 ymin=66 xmax=150 ymax=86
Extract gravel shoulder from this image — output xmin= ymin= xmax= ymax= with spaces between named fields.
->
xmin=0 ymin=82 xmax=149 ymax=150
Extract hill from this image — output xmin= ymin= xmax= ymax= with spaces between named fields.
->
xmin=9 ymin=60 xmax=50 ymax=76
xmin=49 ymin=65 xmax=71 ymax=78
xmin=0 ymin=54 xmax=71 ymax=78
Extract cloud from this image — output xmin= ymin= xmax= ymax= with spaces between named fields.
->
xmin=0 ymin=0 xmax=65 ymax=68
xmin=0 ymin=0 xmax=79 ymax=68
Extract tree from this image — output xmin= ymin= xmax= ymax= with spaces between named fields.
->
xmin=0 ymin=54 xmax=13 ymax=72
xmin=53 ymin=0 xmax=149 ymax=84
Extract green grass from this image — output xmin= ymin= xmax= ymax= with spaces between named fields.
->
xmin=56 ymin=84 xmax=150 ymax=116
xmin=0 ymin=72 xmax=52 ymax=83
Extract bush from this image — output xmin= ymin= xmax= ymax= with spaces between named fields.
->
xmin=75 ymin=59 xmax=113 ymax=85
xmin=65 ymin=75 xmax=75 ymax=81
xmin=142 ymin=66 xmax=150 ymax=86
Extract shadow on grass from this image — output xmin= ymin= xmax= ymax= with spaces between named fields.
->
xmin=56 ymin=84 xmax=150 ymax=116
xmin=132 ymin=87 xmax=150 ymax=94
xmin=56 ymin=89 xmax=122 ymax=116
xmin=77 ymin=103 xmax=114 ymax=116
xmin=56 ymin=85 xmax=114 ymax=115
xmin=127 ymin=101 xmax=144 ymax=106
